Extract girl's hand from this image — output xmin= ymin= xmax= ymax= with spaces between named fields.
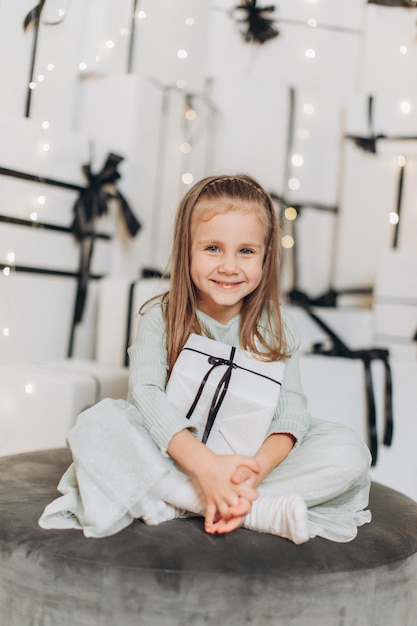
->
xmin=192 ymin=453 xmax=260 ymax=532
xmin=208 ymin=495 xmax=252 ymax=534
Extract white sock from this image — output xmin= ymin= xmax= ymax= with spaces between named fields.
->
xmin=139 ymin=494 xmax=180 ymax=526
xmin=244 ymin=494 xmax=310 ymax=545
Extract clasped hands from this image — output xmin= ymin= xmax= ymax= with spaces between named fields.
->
xmin=193 ymin=452 xmax=263 ymax=535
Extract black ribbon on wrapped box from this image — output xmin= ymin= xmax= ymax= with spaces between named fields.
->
xmin=289 ymin=290 xmax=393 ymax=466
xmin=180 ymin=344 xmax=282 ymax=446
xmin=0 ymin=154 xmax=141 ymax=357
xmin=233 ymin=1 xmax=279 ymax=44
xmin=68 ymin=153 xmax=141 ymax=356
xmin=184 ymin=347 xmax=237 ymax=444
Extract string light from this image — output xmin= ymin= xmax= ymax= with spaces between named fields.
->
xmin=30 ymin=212 xmax=38 ymax=221
xmin=389 ymin=212 xmax=399 ymax=225
xmin=3 ymin=267 xmax=11 ymax=276
xmin=285 ymin=207 xmax=298 ymax=220
xmin=305 ymin=48 xmax=316 ymax=59
xmin=41 ymin=121 xmax=50 ymax=129
xmin=37 ymin=195 xmax=46 ymax=205
xmin=185 ymin=17 xmax=195 ymax=26
xmin=79 ymin=62 xmax=87 ymax=71
xmin=177 ymin=49 xmax=188 ymax=59
xmin=29 ymin=82 xmax=37 ymax=90
xmin=24 ymin=383 xmax=34 ymax=394
xmin=2 ymin=328 xmax=10 ymax=337
xmin=282 ymin=235 xmax=295 ymax=248
xmin=105 ymin=40 xmax=115 ymax=49
xmin=303 ymin=103 xmax=315 ymax=115
xmin=180 ymin=142 xmax=192 ymax=153
xmin=307 ymin=18 xmax=317 ymax=28
xmin=177 ymin=79 xmax=187 ymax=89
xmin=399 ymin=45 xmax=407 ymax=55
xmin=400 ymin=100 xmax=411 ymax=114
xmin=42 ymin=143 xmax=50 ymax=152
xmin=37 ymin=74 xmax=45 ymax=82
xmin=47 ymin=64 xmax=55 ymax=71
xmin=397 ymin=154 xmax=407 ymax=167
xmin=291 ymin=154 xmax=304 ymax=167
xmin=137 ymin=10 xmax=147 ymax=19
xmin=6 ymin=252 xmax=15 ymax=263
xmin=288 ymin=178 xmax=300 ymax=191
xmin=185 ymin=107 xmax=197 ymax=121
xmin=182 ymin=172 xmax=194 ymax=184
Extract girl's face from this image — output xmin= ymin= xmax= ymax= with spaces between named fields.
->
xmin=190 ymin=199 xmax=267 ymax=323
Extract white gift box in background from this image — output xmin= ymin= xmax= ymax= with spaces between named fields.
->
xmin=333 ymin=141 xmax=398 ymax=291
xmin=166 ymin=333 xmax=285 ymax=456
xmin=284 ymin=305 xmax=374 ymax=354
xmin=208 ymin=77 xmax=289 ymax=192
xmin=23 ymin=0 xmax=85 ymax=128
xmin=79 ymin=0 xmax=133 ymax=77
xmin=361 ymin=5 xmax=417 ymax=96
xmin=96 ymin=277 xmax=170 ymax=366
xmin=0 ymin=0 xmax=42 ymax=118
xmin=206 ymin=0 xmax=363 ymax=99
xmin=0 ymin=114 xmax=89 ymax=185
xmin=299 ymin=353 xmax=417 ymax=502
xmin=0 ymin=277 xmax=166 ymax=455
xmin=131 ymin=0 xmax=211 ymax=92
xmin=373 ymin=251 xmax=417 ymax=360
xmin=0 ymin=360 xmax=128 ymax=456
xmin=0 ymin=114 xmax=115 ymax=365
xmin=77 ymin=74 xmax=168 ymax=273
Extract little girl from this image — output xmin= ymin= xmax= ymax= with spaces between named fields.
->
xmin=39 ymin=174 xmax=372 ymax=544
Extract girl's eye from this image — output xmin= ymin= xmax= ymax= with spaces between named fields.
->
xmin=240 ymin=248 xmax=253 ymax=255
xmin=205 ymin=245 xmax=220 ymax=252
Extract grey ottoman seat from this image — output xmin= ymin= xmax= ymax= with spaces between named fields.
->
xmin=1 ymin=448 xmax=416 ymax=626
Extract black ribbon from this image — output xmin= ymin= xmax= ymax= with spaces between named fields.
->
xmin=185 ymin=348 xmax=237 ymax=444
xmin=393 ymin=162 xmax=405 ymax=249
xmin=233 ymin=0 xmax=279 ymax=44
xmin=71 ymin=153 xmax=141 ymax=240
xmin=347 ymin=95 xmax=417 ymax=153
xmin=182 ymin=346 xmax=281 ymax=445
xmin=291 ymin=297 xmax=393 ymax=466
xmin=368 ymin=0 xmax=417 ymax=6
xmin=68 ymin=154 xmax=141 ymax=356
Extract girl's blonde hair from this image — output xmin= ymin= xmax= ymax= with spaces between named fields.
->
xmin=160 ymin=173 xmax=289 ymax=371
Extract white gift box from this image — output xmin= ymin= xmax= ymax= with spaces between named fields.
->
xmin=300 ymin=353 xmax=417 ymax=502
xmin=373 ymin=251 xmax=417 ymax=360
xmin=207 ymin=2 xmax=362 ymax=98
xmin=166 ymin=334 xmax=285 ymax=457
xmin=96 ymin=277 xmax=170 ymax=367
xmin=361 ymin=5 xmax=417 ymax=96
xmin=285 ymin=305 xmax=374 ymax=355
xmin=0 ymin=359 xmax=128 ymax=456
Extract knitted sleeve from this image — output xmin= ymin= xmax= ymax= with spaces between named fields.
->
xmin=265 ymin=310 xmax=312 ymax=446
xmin=127 ymin=303 xmax=193 ymax=454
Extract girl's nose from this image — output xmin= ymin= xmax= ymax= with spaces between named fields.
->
xmin=219 ymin=253 xmax=238 ymax=273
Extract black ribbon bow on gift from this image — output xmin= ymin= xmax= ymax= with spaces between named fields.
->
xmin=71 ymin=153 xmax=141 ymax=240
xmin=182 ymin=346 xmax=281 ymax=445
xmin=185 ymin=348 xmax=238 ymax=444
xmin=233 ymin=0 xmax=279 ymax=44
xmin=68 ymin=153 xmax=141 ymax=356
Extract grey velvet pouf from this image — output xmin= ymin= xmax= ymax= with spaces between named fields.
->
xmin=1 ymin=449 xmax=417 ymax=626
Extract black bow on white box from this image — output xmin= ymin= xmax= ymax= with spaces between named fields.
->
xmin=68 ymin=154 xmax=141 ymax=356
xmin=233 ymin=0 xmax=279 ymax=44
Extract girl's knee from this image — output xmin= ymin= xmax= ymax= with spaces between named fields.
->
xmin=332 ymin=435 xmax=372 ymax=483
